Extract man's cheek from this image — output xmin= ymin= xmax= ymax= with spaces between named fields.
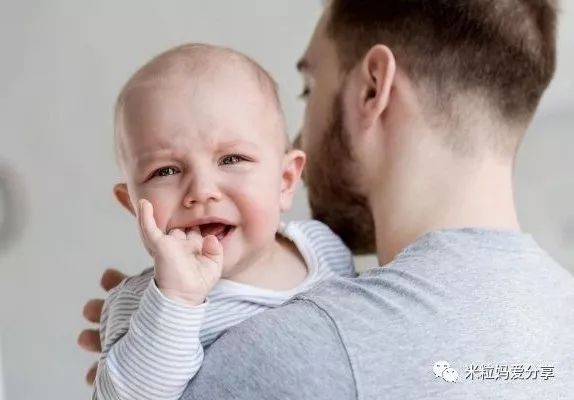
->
xmin=305 ymin=100 xmax=326 ymax=140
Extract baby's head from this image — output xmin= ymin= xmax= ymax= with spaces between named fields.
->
xmin=113 ymin=43 xmax=305 ymax=276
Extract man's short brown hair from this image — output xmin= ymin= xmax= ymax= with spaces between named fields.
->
xmin=327 ymin=0 xmax=558 ymax=123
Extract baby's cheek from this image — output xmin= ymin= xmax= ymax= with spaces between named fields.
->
xmin=138 ymin=191 xmax=172 ymax=231
xmin=152 ymin=206 xmax=171 ymax=232
xmin=239 ymin=193 xmax=281 ymax=244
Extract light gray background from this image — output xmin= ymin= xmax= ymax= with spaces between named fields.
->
xmin=0 ymin=1 xmax=572 ymax=399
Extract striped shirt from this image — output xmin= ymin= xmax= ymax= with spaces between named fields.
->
xmin=94 ymin=220 xmax=354 ymax=400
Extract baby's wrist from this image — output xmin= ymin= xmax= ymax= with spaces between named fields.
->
xmin=155 ymin=282 xmax=206 ymax=307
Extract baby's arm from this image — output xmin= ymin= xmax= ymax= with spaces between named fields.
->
xmin=94 ymin=276 xmax=209 ymax=400
xmin=94 ymin=199 xmax=224 ymax=400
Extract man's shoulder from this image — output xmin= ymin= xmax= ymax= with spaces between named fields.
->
xmin=182 ymin=298 xmax=356 ymax=400
xmin=293 ymin=233 xmax=574 ymax=399
xmin=219 ymin=297 xmax=343 ymax=346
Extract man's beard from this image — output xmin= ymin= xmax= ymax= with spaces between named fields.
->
xmin=303 ymin=93 xmax=376 ymax=254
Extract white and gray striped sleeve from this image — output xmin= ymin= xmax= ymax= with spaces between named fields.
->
xmin=295 ymin=220 xmax=356 ymax=278
xmin=94 ymin=278 xmax=208 ymax=400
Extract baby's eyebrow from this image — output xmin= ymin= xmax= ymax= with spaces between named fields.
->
xmin=135 ymin=148 xmax=175 ymax=167
xmin=219 ymin=140 xmax=260 ymax=152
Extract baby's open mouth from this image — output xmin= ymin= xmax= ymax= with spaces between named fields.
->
xmin=186 ymin=223 xmax=235 ymax=241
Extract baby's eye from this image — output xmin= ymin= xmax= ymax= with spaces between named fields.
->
xmin=152 ymin=166 xmax=179 ymax=178
xmin=219 ymin=154 xmax=247 ymax=166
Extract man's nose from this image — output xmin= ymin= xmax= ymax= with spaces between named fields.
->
xmin=182 ymin=176 xmax=222 ymax=208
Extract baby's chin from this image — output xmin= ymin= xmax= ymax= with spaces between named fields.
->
xmin=220 ymin=259 xmax=245 ymax=281
xmin=213 ymin=225 xmax=280 ymax=282
xmin=219 ymin=241 xmax=260 ymax=281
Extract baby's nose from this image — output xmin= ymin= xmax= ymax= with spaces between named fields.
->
xmin=182 ymin=178 xmax=222 ymax=207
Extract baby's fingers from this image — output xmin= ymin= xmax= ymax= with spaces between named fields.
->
xmin=168 ymin=228 xmax=186 ymax=240
xmin=186 ymin=226 xmax=201 ymax=240
xmin=186 ymin=227 xmax=203 ymax=250
xmin=138 ymin=199 xmax=163 ymax=246
xmin=202 ymin=235 xmax=223 ymax=266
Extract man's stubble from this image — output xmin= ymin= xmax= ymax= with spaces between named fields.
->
xmin=302 ymin=92 xmax=376 ymax=254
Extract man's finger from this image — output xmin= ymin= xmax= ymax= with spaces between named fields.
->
xmin=83 ymin=299 xmax=104 ymax=323
xmin=77 ymin=329 xmax=102 ymax=352
xmin=100 ymin=268 xmax=126 ymax=292
xmin=86 ymin=362 xmax=98 ymax=385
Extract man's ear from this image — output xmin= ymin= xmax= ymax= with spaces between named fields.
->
xmin=358 ymin=45 xmax=396 ymax=129
xmin=279 ymin=149 xmax=306 ymax=212
xmin=113 ymin=183 xmax=136 ymax=216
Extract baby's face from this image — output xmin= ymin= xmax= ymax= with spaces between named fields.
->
xmin=117 ymin=72 xmax=302 ymax=275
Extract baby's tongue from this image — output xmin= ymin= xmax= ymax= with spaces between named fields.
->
xmin=200 ymin=223 xmax=227 ymax=237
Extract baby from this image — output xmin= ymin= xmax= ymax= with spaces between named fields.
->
xmin=94 ymin=43 xmax=354 ymax=400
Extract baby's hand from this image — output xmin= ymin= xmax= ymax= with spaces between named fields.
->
xmin=137 ymin=199 xmax=223 ymax=306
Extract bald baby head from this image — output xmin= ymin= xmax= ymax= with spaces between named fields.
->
xmin=111 ymin=44 xmax=307 ymax=273
xmin=115 ymin=43 xmax=288 ymax=171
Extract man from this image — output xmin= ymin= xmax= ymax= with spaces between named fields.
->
xmin=80 ymin=0 xmax=574 ymax=398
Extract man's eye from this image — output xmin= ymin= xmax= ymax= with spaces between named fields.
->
xmin=219 ymin=155 xmax=246 ymax=166
xmin=152 ymin=166 xmax=179 ymax=178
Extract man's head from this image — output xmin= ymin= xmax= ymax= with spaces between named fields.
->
xmin=113 ymin=44 xmax=305 ymax=275
xmin=297 ymin=0 xmax=558 ymax=253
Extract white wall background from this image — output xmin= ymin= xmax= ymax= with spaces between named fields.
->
xmin=0 ymin=1 xmax=572 ymax=399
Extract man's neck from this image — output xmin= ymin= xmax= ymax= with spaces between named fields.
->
xmin=370 ymin=147 xmax=520 ymax=265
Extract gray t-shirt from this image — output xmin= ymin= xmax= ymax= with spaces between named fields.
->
xmin=181 ymin=228 xmax=574 ymax=399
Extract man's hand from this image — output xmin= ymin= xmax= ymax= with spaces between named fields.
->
xmin=138 ymin=199 xmax=224 ymax=306
xmin=78 ymin=268 xmax=126 ymax=385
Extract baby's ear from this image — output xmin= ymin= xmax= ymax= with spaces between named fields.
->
xmin=279 ymin=149 xmax=306 ymax=212
xmin=113 ymin=183 xmax=136 ymax=216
